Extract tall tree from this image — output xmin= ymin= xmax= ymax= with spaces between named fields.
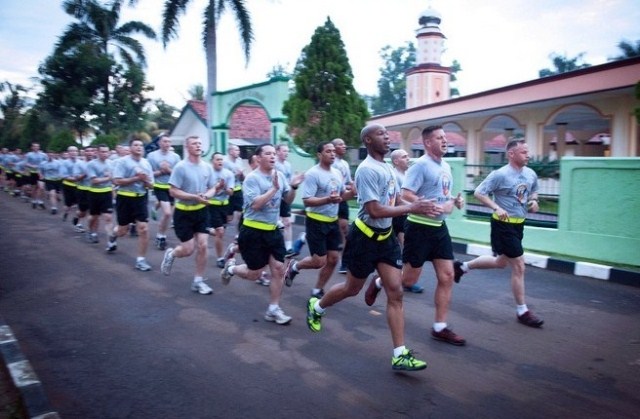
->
xmin=161 ymin=0 xmax=253 ymax=132
xmin=54 ymin=0 xmax=156 ymax=133
xmin=0 ymin=82 xmax=28 ymax=148
xmin=539 ymin=52 xmax=591 ymax=77
xmin=369 ymin=43 xmax=462 ymax=115
xmin=188 ymin=84 xmax=205 ymax=100
xmin=609 ymin=39 xmax=640 ymax=61
xmin=370 ymin=43 xmax=415 ymax=115
xmin=282 ymin=18 xmax=369 ymax=152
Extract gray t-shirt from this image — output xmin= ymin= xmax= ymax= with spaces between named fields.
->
xmin=403 ymin=155 xmax=453 ymax=222
xmin=169 ymin=159 xmax=216 ymax=206
xmin=332 ymin=156 xmax=352 ymax=186
xmin=301 ymin=164 xmax=344 ymax=218
xmin=113 ymin=155 xmax=154 ymax=194
xmin=39 ymin=159 xmax=61 ymax=180
xmin=146 ymin=149 xmax=181 ymax=185
xmin=275 ymin=159 xmax=292 ymax=182
xmin=354 ymin=156 xmax=398 ymax=229
xmin=211 ymin=167 xmax=235 ymax=201
xmin=242 ymin=170 xmax=289 ymax=225
xmin=223 ymin=157 xmax=244 ymax=189
xmin=86 ymin=159 xmax=114 ymax=189
xmin=72 ymin=159 xmax=91 ymax=188
xmin=475 ymin=164 xmax=538 ymax=219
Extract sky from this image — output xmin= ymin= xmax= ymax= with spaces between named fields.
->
xmin=0 ymin=0 xmax=639 ymax=110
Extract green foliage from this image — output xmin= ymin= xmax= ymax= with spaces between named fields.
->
xmin=370 ymin=43 xmax=415 ymax=115
xmin=527 ymin=156 xmax=560 ymax=179
xmin=148 ymin=99 xmax=179 ymax=131
xmin=539 ymin=52 xmax=591 ymax=77
xmin=91 ymin=133 xmax=121 ymax=149
xmin=48 ymin=129 xmax=77 ymax=152
xmin=282 ymin=18 xmax=370 ymax=152
xmin=0 ymin=82 xmax=28 ymax=149
xmin=609 ymin=39 xmax=640 ymax=61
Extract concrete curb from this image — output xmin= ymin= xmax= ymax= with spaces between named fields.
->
xmin=292 ymin=213 xmax=640 ymax=287
xmin=0 ymin=320 xmax=60 ymax=419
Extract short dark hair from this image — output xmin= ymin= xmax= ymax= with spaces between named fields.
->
xmin=422 ymin=125 xmax=443 ymax=139
xmin=254 ymin=143 xmax=275 ymax=156
xmin=506 ymin=138 xmax=526 ymax=151
xmin=316 ymin=141 xmax=332 ymax=153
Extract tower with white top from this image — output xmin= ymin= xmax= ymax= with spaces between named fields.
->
xmin=405 ymin=6 xmax=451 ymax=108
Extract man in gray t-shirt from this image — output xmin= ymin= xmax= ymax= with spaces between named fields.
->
xmin=306 ymin=124 xmax=437 ymax=372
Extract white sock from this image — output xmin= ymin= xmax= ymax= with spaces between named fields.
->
xmin=314 ymin=300 xmax=325 ymax=314
xmin=292 ymin=262 xmax=298 ymax=272
xmin=312 ymin=288 xmax=322 ymax=295
xmin=194 ymin=276 xmax=203 ymax=283
xmin=136 ymin=256 xmax=144 ymax=262
xmin=462 ymin=262 xmax=470 ymax=272
xmin=285 ymin=240 xmax=292 ymax=249
xmin=393 ymin=346 xmax=406 ymax=358
xmin=433 ymin=322 xmax=447 ymax=332
xmin=517 ymin=304 xmax=528 ymax=316
xmin=375 ymin=276 xmax=382 ymax=289
xmin=227 ymin=266 xmax=235 ymax=275
xmin=268 ymin=304 xmax=279 ymax=312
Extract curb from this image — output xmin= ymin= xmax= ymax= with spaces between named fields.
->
xmin=292 ymin=213 xmax=640 ymax=287
xmin=0 ymin=319 xmax=60 ymax=419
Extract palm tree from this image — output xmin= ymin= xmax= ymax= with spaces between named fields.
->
xmin=539 ymin=52 xmax=591 ymax=78
xmin=57 ymin=0 xmax=156 ymax=131
xmin=160 ymin=0 xmax=253 ymax=126
xmin=610 ymin=39 xmax=640 ymax=61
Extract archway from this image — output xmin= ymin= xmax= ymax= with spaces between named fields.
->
xmin=208 ymin=76 xmax=291 ymax=157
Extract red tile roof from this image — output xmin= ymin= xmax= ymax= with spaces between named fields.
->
xmin=186 ymin=100 xmax=270 ymax=141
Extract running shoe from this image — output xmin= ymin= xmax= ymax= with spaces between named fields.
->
xmin=74 ymin=223 xmax=85 ymax=233
xmin=306 ymin=297 xmax=323 ymax=332
xmin=155 ymin=237 xmax=167 ymax=251
xmin=222 ymin=242 xmax=235 ymax=262
xmin=283 ymin=259 xmax=298 ymax=287
xmin=106 ymin=240 xmax=117 ymax=253
xmin=221 ymin=258 xmax=236 ymax=285
xmin=431 ymin=327 xmax=466 ymax=346
xmin=403 ymin=284 xmax=424 ymax=293
xmin=517 ymin=311 xmax=544 ymax=328
xmin=89 ymin=233 xmax=99 ymax=244
xmin=311 ymin=289 xmax=324 ymax=298
xmin=50 ymin=208 xmax=58 ymax=215
xmin=364 ymin=275 xmax=381 ymax=306
xmin=338 ymin=263 xmax=347 ymax=274
xmin=392 ymin=349 xmax=427 ymax=371
xmin=161 ymin=248 xmax=175 ymax=276
xmin=216 ymin=258 xmax=225 ymax=269
xmin=191 ymin=281 xmax=213 ymax=295
xmin=255 ymin=271 xmax=271 ymax=286
xmin=453 ymin=260 xmax=465 ymax=283
xmin=264 ymin=307 xmax=292 ymax=325
xmin=38 ymin=202 xmax=46 ymax=210
xmin=135 ymin=259 xmax=151 ymax=272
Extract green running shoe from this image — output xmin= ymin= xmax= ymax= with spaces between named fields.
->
xmin=392 ymin=349 xmax=427 ymax=371
xmin=306 ymin=297 xmax=323 ymax=332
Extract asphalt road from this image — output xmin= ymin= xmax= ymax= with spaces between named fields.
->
xmin=1 ymin=193 xmax=639 ymax=419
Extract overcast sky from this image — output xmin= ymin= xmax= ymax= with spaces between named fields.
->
xmin=0 ymin=0 xmax=638 ymax=109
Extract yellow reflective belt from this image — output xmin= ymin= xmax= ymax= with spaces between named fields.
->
xmin=492 ymin=213 xmax=525 ymax=224
xmin=354 ymin=218 xmax=392 ymax=241
xmin=208 ymin=199 xmax=229 ymax=206
xmin=307 ymin=212 xmax=338 ymax=223
xmin=175 ymin=202 xmax=206 ymax=211
xmin=88 ymin=186 xmax=112 ymax=193
xmin=62 ymin=180 xmax=76 ymax=187
xmin=407 ymin=214 xmax=444 ymax=227
xmin=243 ymin=219 xmax=277 ymax=231
xmin=77 ymin=185 xmax=90 ymax=191
xmin=233 ymin=185 xmax=242 ymax=191
xmin=117 ymin=190 xmax=146 ymax=197
xmin=154 ymin=183 xmax=170 ymax=190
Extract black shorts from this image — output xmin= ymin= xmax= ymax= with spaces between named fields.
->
xmin=88 ymin=191 xmax=114 ymax=216
xmin=62 ymin=184 xmax=78 ymax=207
xmin=207 ymin=204 xmax=229 ymax=229
xmin=402 ymin=221 xmax=453 ymax=267
xmin=490 ymin=218 xmax=524 ymax=258
xmin=279 ymin=200 xmax=291 ymax=217
xmin=305 ymin=217 xmax=342 ymax=257
xmin=6 ymin=172 xmax=16 ymax=181
xmin=342 ymin=221 xmax=401 ymax=279
xmin=338 ymin=201 xmax=350 ymax=220
xmin=392 ymin=214 xmax=407 ymax=235
xmin=153 ymin=187 xmax=174 ymax=204
xmin=173 ymin=208 xmax=209 ymax=242
xmin=238 ymin=225 xmax=285 ymax=271
xmin=15 ymin=175 xmax=27 ymax=187
xmin=28 ymin=172 xmax=39 ymax=185
xmin=229 ymin=190 xmax=243 ymax=213
xmin=76 ymin=188 xmax=90 ymax=212
xmin=115 ymin=194 xmax=148 ymax=226
xmin=44 ymin=179 xmax=62 ymax=193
